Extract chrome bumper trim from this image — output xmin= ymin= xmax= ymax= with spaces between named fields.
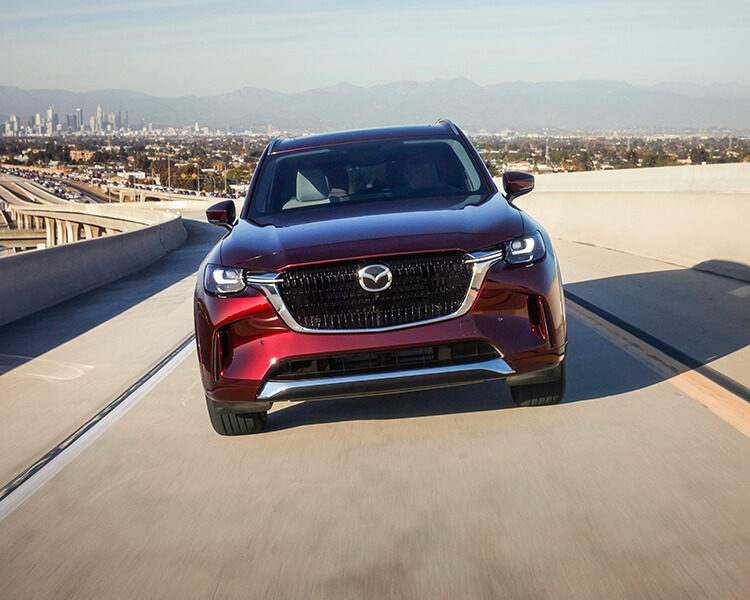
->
xmin=257 ymin=357 xmax=515 ymax=403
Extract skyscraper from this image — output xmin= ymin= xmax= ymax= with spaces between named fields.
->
xmin=48 ymin=107 xmax=58 ymax=130
xmin=96 ymin=104 xmax=103 ymax=133
xmin=75 ymin=108 xmax=82 ymax=131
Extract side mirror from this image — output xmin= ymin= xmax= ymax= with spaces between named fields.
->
xmin=206 ymin=200 xmax=236 ymax=231
xmin=502 ymin=171 xmax=535 ymax=203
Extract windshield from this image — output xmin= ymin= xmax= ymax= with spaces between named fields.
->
xmin=248 ymin=136 xmax=489 ymax=218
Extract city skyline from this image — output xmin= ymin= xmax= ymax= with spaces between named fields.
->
xmin=3 ymin=103 xmax=129 ymax=137
xmin=1 ymin=1 xmax=748 ymax=97
xmin=3 ymin=77 xmax=750 ymax=135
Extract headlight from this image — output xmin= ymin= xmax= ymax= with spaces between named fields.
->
xmin=504 ymin=231 xmax=546 ymax=265
xmin=204 ymin=264 xmax=245 ymax=295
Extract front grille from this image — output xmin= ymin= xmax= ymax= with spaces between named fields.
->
xmin=268 ymin=341 xmax=500 ymax=380
xmin=274 ymin=251 xmax=473 ymax=330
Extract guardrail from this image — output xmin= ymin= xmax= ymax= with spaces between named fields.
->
xmin=0 ymin=204 xmax=186 ymax=327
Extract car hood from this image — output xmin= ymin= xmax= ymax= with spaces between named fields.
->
xmin=220 ymin=193 xmax=524 ymax=271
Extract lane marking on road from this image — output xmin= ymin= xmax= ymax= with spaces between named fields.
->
xmin=0 ymin=335 xmax=195 ymax=523
xmin=729 ymin=284 xmax=750 ymax=299
xmin=566 ymin=295 xmax=750 ymax=438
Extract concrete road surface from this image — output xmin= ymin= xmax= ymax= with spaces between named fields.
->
xmin=0 ymin=221 xmax=748 ymax=599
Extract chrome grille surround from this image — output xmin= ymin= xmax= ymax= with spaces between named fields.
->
xmin=245 ymin=249 xmax=504 ymax=334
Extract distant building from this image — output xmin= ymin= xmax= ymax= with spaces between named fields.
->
xmin=70 ymin=150 xmax=95 ymax=161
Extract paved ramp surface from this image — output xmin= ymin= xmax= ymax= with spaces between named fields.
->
xmin=0 ymin=219 xmax=748 ymax=599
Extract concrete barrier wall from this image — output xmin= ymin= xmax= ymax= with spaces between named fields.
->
xmin=146 ymin=198 xmax=244 ymax=214
xmin=0 ymin=216 xmax=186 ymax=327
xmin=532 ymin=163 xmax=750 ymax=193
xmin=500 ymin=163 xmax=750 ymax=282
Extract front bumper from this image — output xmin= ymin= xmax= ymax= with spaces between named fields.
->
xmin=195 ymin=252 xmax=567 ymax=408
xmin=258 ymin=356 xmax=515 ymax=403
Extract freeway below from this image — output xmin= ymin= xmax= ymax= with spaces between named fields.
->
xmin=0 ymin=228 xmax=45 ymax=250
xmin=0 ymin=213 xmax=748 ymax=599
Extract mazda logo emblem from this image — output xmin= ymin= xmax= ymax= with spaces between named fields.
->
xmin=358 ymin=264 xmax=393 ymax=293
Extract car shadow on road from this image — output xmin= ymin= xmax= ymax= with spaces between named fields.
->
xmin=266 ymin=380 xmax=517 ymax=432
xmin=266 ymin=262 xmax=749 ymax=432
xmin=0 ymin=217 xmax=222 ymax=377
xmin=263 ymin=313 xmax=633 ymax=432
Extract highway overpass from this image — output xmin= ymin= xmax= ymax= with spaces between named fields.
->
xmin=0 ymin=164 xmax=748 ymax=599
xmin=0 ymin=228 xmax=45 ymax=252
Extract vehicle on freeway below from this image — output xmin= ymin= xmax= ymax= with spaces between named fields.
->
xmin=195 ymin=120 xmax=567 ymax=435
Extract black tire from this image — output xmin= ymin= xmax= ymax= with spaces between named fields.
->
xmin=206 ymin=397 xmax=268 ymax=435
xmin=510 ymin=361 xmax=566 ymax=407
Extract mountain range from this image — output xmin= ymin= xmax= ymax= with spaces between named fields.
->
xmin=2 ymin=79 xmax=749 ymax=131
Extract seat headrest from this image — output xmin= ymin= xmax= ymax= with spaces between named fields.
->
xmin=296 ymin=168 xmax=329 ymax=202
xmin=403 ymin=158 xmax=438 ymax=190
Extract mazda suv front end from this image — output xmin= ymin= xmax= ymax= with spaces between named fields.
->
xmin=195 ymin=120 xmax=566 ymax=435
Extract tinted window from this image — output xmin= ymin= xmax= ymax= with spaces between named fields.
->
xmin=249 ymin=137 xmax=488 ymax=217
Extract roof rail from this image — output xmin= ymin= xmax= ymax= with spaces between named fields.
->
xmin=267 ymin=135 xmax=283 ymax=154
xmin=435 ymin=118 xmax=459 ymax=135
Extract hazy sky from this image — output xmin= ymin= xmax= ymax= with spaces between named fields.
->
xmin=1 ymin=0 xmax=748 ymax=96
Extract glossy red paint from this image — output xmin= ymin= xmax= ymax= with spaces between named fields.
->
xmin=205 ymin=200 xmax=235 ymax=227
xmin=502 ymin=171 xmax=535 ymax=202
xmin=195 ymin=121 xmax=567 ymax=429
xmin=223 ymin=193 xmax=523 ymax=271
xmin=195 ymin=250 xmax=565 ymax=405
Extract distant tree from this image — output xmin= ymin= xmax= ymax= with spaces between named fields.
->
xmin=226 ymin=165 xmax=254 ymax=184
xmin=624 ymin=150 xmax=640 ymax=168
xmin=134 ymin=152 xmax=151 ymax=171
xmin=689 ymin=146 xmax=708 ymax=164
xmin=572 ymin=150 xmax=592 ymax=171
xmin=642 ymin=152 xmax=658 ymax=168
xmin=483 ymin=158 xmax=499 ymax=177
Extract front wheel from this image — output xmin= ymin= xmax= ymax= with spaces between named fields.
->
xmin=206 ymin=397 xmax=268 ymax=435
xmin=510 ymin=361 xmax=566 ymax=407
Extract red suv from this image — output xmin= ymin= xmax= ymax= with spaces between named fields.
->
xmin=195 ymin=120 xmax=566 ymax=435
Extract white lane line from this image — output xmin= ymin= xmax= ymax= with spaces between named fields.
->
xmin=0 ymin=340 xmax=193 ymax=523
xmin=729 ymin=284 xmax=750 ymax=298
